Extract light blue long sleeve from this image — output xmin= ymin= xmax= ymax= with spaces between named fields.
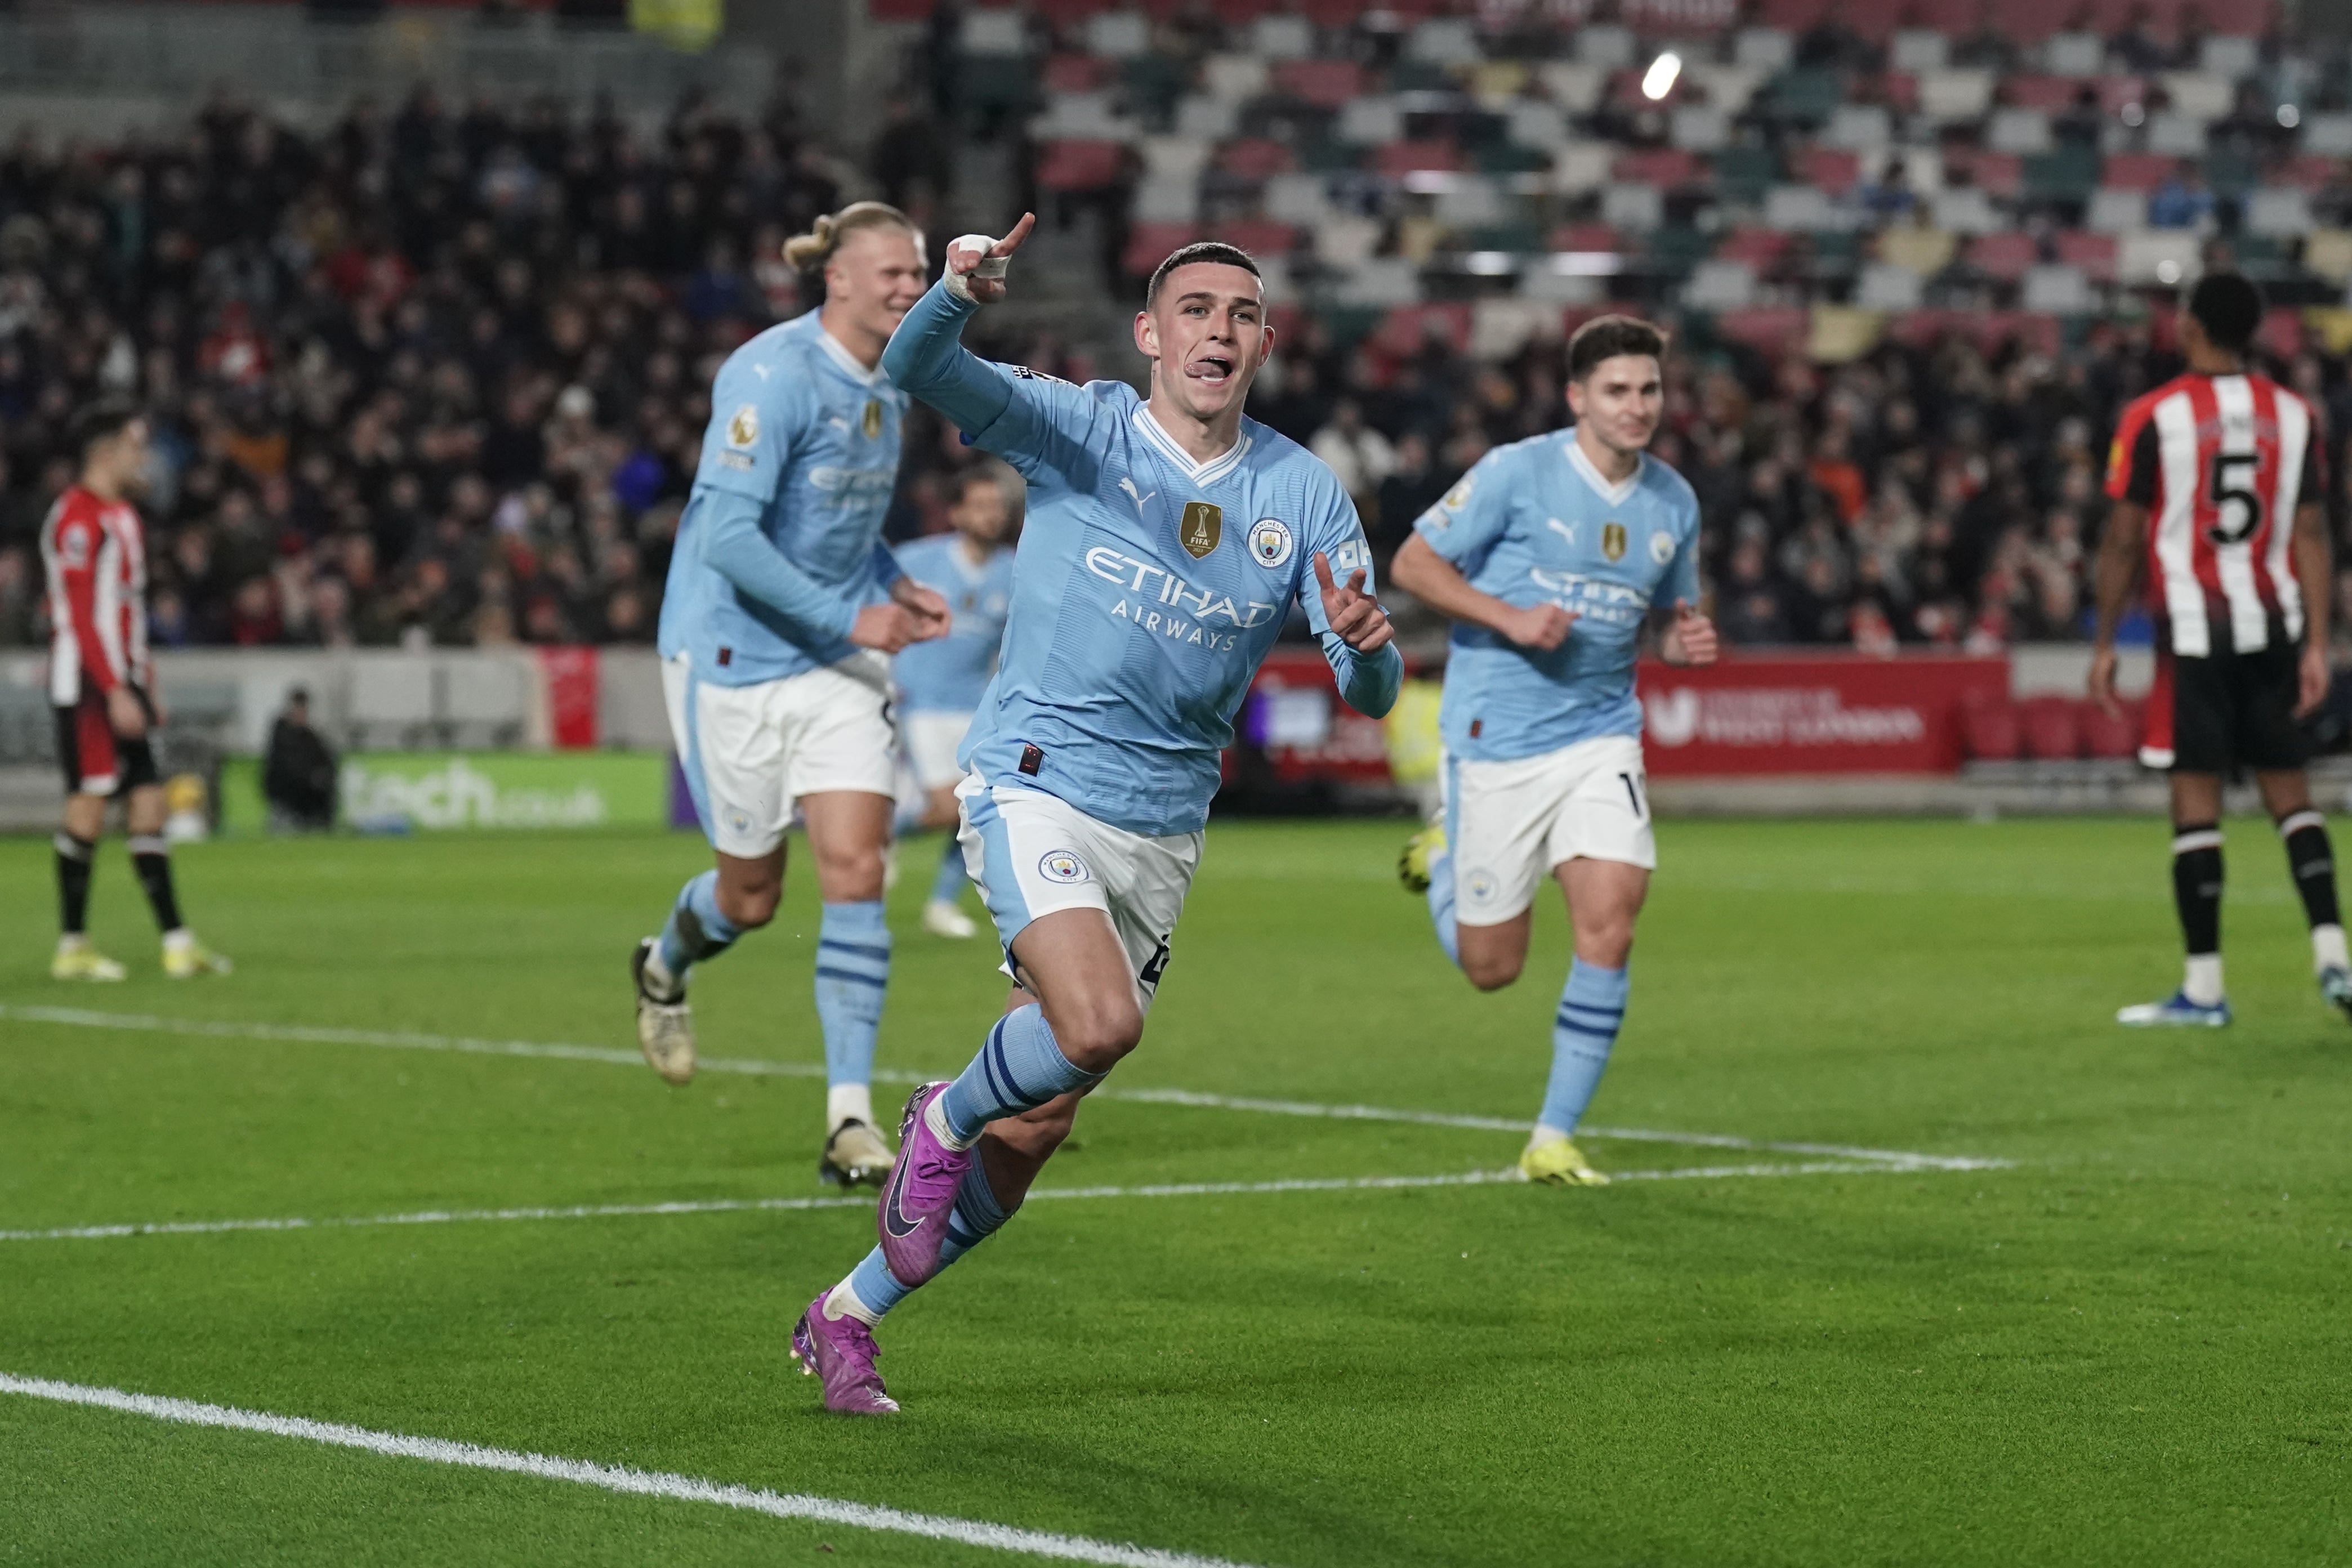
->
xmin=880 ymin=282 xmax=1014 ymax=436
xmin=869 ymin=539 xmax=905 ymax=588
xmin=696 ymin=487 xmax=859 ymax=643
xmin=1323 ymin=635 xmax=1403 ymax=719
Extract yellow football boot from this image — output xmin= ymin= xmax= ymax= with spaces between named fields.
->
xmin=162 ymin=934 xmax=233 ymax=979
xmin=1398 ymin=821 xmax=1446 ymax=895
xmin=1519 ymin=1134 xmax=1609 ymax=1187
xmin=50 ymin=941 xmax=127 ymax=982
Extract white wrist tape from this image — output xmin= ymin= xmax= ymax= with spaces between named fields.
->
xmin=943 ymin=235 xmax=1010 ymax=301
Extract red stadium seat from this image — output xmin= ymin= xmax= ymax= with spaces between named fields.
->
xmin=2274 ymin=155 xmax=2344 ymax=193
xmin=1550 ymin=224 xmax=1622 ymax=253
xmin=1271 ymin=60 xmax=1363 ymax=110
xmin=1713 ymin=308 xmax=1809 ymax=357
xmin=2096 ymin=76 xmax=2149 ymax=114
xmin=1613 ymin=148 xmax=1702 ymax=189
xmin=1793 ymin=147 xmax=1863 ymax=198
xmin=1122 ymin=221 xmax=1201 ymax=278
xmin=1875 ymin=74 xmax=1921 ymax=114
xmin=2101 ymin=153 xmax=2176 ymax=193
xmin=1964 ymin=233 xmax=2039 ymax=283
xmin=1042 ymin=54 xmax=1114 ymax=95
xmin=1035 ymin=141 xmax=1126 ymax=193
xmin=2019 ymin=696 xmax=2085 ymax=761
xmin=1217 ymin=139 xmax=1296 ymax=180
xmin=1717 ymin=227 xmax=1796 ymax=273
xmin=1370 ymin=303 xmax=1473 ymax=359
xmin=2082 ymin=699 xmax=2137 ymax=760
xmin=1375 ymin=141 xmax=1463 ymax=177
xmin=2004 ymin=75 xmax=2080 ymax=110
xmin=1945 ymin=150 xmax=2023 ymax=200
xmin=1221 ymin=217 xmax=1300 ymax=256
xmin=2054 ymin=231 xmax=2118 ymax=283
xmin=1961 ymin=696 xmax=2022 ymax=762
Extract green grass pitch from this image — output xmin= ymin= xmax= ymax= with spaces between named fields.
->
xmin=1 ymin=815 xmax=2347 ymax=1566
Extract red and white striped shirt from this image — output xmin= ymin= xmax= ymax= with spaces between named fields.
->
xmin=2104 ymin=372 xmax=2323 ymax=658
xmin=40 ymin=485 xmax=149 ymax=704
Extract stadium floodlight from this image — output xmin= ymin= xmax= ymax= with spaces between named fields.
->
xmin=1641 ymin=51 xmax=1681 ymax=101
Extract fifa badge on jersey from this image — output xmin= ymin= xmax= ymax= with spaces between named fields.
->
xmin=862 ymin=399 xmax=883 ymax=439
xmin=727 ymin=404 xmax=760 ymax=448
xmin=1601 ymin=522 xmax=1627 ymax=562
xmin=1248 ymin=517 xmax=1295 ymax=569
xmin=1649 ymin=530 xmax=1675 ymax=566
xmin=1180 ymin=501 xmax=1222 ymax=560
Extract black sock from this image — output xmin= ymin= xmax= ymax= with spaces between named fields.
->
xmin=2172 ymin=823 xmax=2224 ymax=958
xmin=2278 ymin=809 xmax=2342 ymax=930
xmin=55 ymin=832 xmax=95 ymax=935
xmin=128 ymin=834 xmax=183 ymax=933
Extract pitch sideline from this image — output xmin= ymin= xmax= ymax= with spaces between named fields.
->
xmin=0 ymin=1372 xmax=1261 ymax=1568
xmin=0 ymin=1004 xmax=1999 ymax=1171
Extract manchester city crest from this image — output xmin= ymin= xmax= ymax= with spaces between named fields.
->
xmin=1180 ymin=501 xmax=1222 ymax=560
xmin=1248 ymin=517 xmax=1294 ymax=569
xmin=1038 ymin=849 xmax=1091 ymax=884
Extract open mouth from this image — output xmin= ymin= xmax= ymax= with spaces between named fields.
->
xmin=1186 ymin=352 xmax=1236 ymax=386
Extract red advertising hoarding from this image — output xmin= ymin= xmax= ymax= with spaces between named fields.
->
xmin=1637 ymin=654 xmax=2009 ymax=776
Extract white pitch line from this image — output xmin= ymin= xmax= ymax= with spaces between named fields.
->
xmin=0 ymin=1159 xmax=1984 ymax=1245
xmin=0 ymin=1372 xmax=1264 ymax=1568
xmin=0 ymin=1004 xmax=2001 ymax=1173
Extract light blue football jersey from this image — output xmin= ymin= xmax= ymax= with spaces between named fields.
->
xmin=657 ymin=311 xmax=909 ymax=686
xmin=1415 ymin=431 xmax=1702 ymax=762
xmin=890 ymin=533 xmax=1015 ymax=713
xmin=959 ymin=374 xmax=1380 ymax=837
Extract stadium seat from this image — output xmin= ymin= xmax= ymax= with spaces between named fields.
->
xmin=1576 ymin=24 xmax=1637 ymax=69
xmin=1537 ymin=61 xmax=1608 ymax=114
xmin=2021 ymin=264 xmax=2096 ymax=314
xmin=1684 ymin=261 xmax=1760 ymax=310
xmin=1671 ymin=105 xmax=1731 ymax=153
xmin=2023 ymin=148 xmax=2101 ymax=202
xmin=1878 ymin=225 xmax=1958 ymax=276
xmin=1122 ymin=221 xmax=1201 ymax=277
xmin=2019 ymin=696 xmax=2084 ymax=761
xmin=1944 ymin=150 xmax=2023 ymax=199
xmin=1084 ymin=11 xmax=1150 ymax=59
xmin=2247 ymin=188 xmax=2315 ymax=239
xmin=2145 ymin=113 xmax=2207 ymax=157
xmin=1043 ymin=54 xmax=1114 ymax=95
xmin=1931 ymin=189 xmax=2003 ymax=236
xmin=1765 ymin=185 xmax=1847 ymax=233
xmin=1856 ymin=262 xmax=1927 ymax=310
xmin=2101 ymin=154 xmax=2176 ymax=193
xmin=1271 ymin=60 xmax=1363 ymax=110
xmin=2086 ymin=189 xmax=2151 ymax=234
xmin=1824 ymin=106 xmax=1893 ymax=153
xmin=1687 ymin=63 xmax=1765 ymax=114
xmin=2119 ymin=231 xmax=2200 ymax=284
xmin=1962 ymin=697 xmax=2023 ymax=762
xmin=1376 ymin=141 xmax=1463 ymax=177
xmin=1603 ymin=183 xmax=1667 ymax=231
xmin=1217 ymin=139 xmax=1295 ymax=180
xmin=1370 ymin=303 xmax=1472 ymax=358
xmin=1965 ymin=233 xmax=2039 ymax=283
xmin=1336 ymin=98 xmax=1404 ymax=146
xmin=1199 ymin=53 xmax=1268 ymax=102
xmin=2301 ymin=113 xmax=2352 ymax=157
xmin=1249 ymin=13 xmax=1314 ymax=59
xmin=2001 ymin=77 xmax=2077 ymax=114
xmin=2083 ymin=700 xmax=2141 ymax=760
xmin=2042 ymin=32 xmax=2103 ymax=76
xmin=2161 ymin=70 xmax=2237 ymax=124
xmin=1506 ymin=100 xmax=1569 ymax=150
xmin=2054 ymin=230 xmax=2119 ymax=283
xmin=1890 ymin=28 xmax=1949 ymax=72
xmin=1335 ymin=256 xmax=1422 ymax=306
xmin=1918 ymin=68 xmax=1996 ymax=122
xmin=1551 ymin=143 xmax=1613 ymax=194
xmin=1614 ymin=148 xmax=1703 ymax=190
xmin=1035 ymin=140 xmax=1126 ymax=193
xmin=1713 ymin=307 xmax=1809 ymax=356
xmin=1733 ymin=28 xmax=1794 ymax=72
xmin=1987 ymin=107 xmax=2056 ymax=155
xmin=1223 ymin=217 xmax=1300 ymax=256
xmin=1714 ymin=145 xmax=1782 ymax=203
xmin=1795 ymin=147 xmax=1863 ymax=197
xmin=2304 ymin=229 xmax=2352 ymax=284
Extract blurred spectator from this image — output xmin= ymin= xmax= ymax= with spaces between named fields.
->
xmin=263 ymin=687 xmax=337 ymax=830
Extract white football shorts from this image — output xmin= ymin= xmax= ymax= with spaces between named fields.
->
xmin=664 ymin=649 xmax=899 ymax=859
xmin=955 ymin=775 xmax=1202 ymax=1013
xmin=1445 ymin=731 xmax=1655 ymax=926
xmin=903 ymin=709 xmax=974 ymax=793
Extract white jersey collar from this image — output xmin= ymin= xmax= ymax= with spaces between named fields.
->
xmin=1132 ymin=404 xmax=1252 ymax=487
xmin=1564 ymin=433 xmax=1643 ymax=507
xmin=814 ymin=318 xmax=885 ymax=387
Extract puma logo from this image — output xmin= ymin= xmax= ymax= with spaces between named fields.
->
xmin=1118 ymin=477 xmax=1157 ymax=515
xmin=1547 ymin=518 xmax=1577 ymax=547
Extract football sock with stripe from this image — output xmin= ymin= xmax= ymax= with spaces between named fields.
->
xmin=1426 ymin=847 xmax=1461 ymax=967
xmin=828 ymin=1162 xmax=1016 ymax=1325
xmin=930 ymin=839 xmax=971 ymax=905
xmin=1537 ymin=959 xmax=1630 ymax=1140
xmin=935 ymin=1003 xmax=1102 ymax=1148
xmin=128 ymin=834 xmax=183 ymax=935
xmin=815 ymin=901 xmax=891 ymax=1115
xmin=55 ymin=832 xmax=95 ymax=936
xmin=2172 ymin=823 xmax=2225 ymax=1004
xmin=649 ymin=869 xmax=740 ymax=998
xmin=2276 ymin=809 xmax=2348 ymax=973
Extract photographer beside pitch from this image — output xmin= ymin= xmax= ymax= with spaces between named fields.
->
xmin=1390 ymin=316 xmax=1717 ymax=1187
xmin=790 ymin=218 xmax=1402 ymax=1415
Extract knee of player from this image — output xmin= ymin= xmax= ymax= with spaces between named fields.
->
xmin=1578 ymin=926 xmax=1636 ymax=970
xmin=718 ymin=881 xmax=781 ymax=930
xmin=1049 ymin=1003 xmax=1143 ymax=1074
xmin=814 ymin=842 xmax=888 ymax=899
xmin=1463 ymin=952 xmax=1524 ymax=991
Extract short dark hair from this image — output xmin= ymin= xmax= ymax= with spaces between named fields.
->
xmin=73 ymin=399 xmax=144 ymax=459
xmin=2187 ymin=271 xmax=2263 ymax=355
xmin=1568 ymin=315 xmax=1667 ymax=381
xmin=1146 ymin=242 xmax=1261 ymax=307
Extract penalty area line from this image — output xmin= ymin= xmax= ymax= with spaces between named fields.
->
xmin=0 ymin=1159 xmax=1985 ymax=1245
xmin=0 ymin=1372 xmax=1262 ymax=1568
xmin=0 ymin=1005 xmax=2003 ymax=1172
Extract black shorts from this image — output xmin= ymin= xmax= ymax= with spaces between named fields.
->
xmin=55 ymin=685 xmax=160 ymax=797
xmin=2143 ymin=644 xmax=2309 ymax=775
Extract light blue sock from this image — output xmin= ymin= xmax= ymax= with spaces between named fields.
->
xmin=815 ymin=901 xmax=891 ymax=1091
xmin=836 ymin=1162 xmax=1016 ymax=1322
xmin=1426 ymin=847 xmax=1461 ymax=967
xmin=929 ymin=839 xmax=970 ymax=905
xmin=938 ymin=1004 xmax=1101 ymax=1144
xmin=655 ymin=869 xmax=741 ymax=984
xmin=1539 ymin=959 xmax=1629 ymax=1137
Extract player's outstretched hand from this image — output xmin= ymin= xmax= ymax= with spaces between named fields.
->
xmin=1667 ymin=600 xmax=1719 ymax=667
xmin=891 ymin=577 xmax=953 ymax=641
xmin=1499 ymin=602 xmax=1577 ymax=651
xmin=849 ymin=602 xmax=932 ymax=654
xmin=106 ymin=685 xmax=149 ymax=740
xmin=1313 ymin=551 xmax=1394 ymax=654
xmin=2087 ymin=645 xmax=2121 ymax=718
xmin=945 ymin=213 xmax=1036 ymax=305
xmin=2297 ymin=641 xmax=2330 ymax=719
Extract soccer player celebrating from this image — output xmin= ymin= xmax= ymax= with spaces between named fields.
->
xmin=789 ymin=220 xmax=1402 ymax=1414
xmin=42 ymin=401 xmax=230 ymax=981
xmin=2091 ymin=272 xmax=2349 ymax=1027
xmin=634 ymin=202 xmax=950 ymax=1188
xmin=890 ymin=461 xmax=1020 ymax=940
xmin=1389 ymin=317 xmax=1716 ymax=1187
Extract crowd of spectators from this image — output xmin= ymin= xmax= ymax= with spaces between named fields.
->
xmin=2 ymin=67 xmax=2350 ymax=658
